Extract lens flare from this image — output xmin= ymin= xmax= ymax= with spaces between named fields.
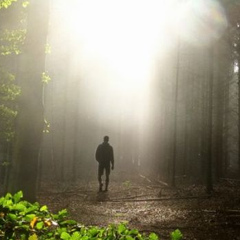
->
xmin=176 ymin=0 xmax=228 ymax=46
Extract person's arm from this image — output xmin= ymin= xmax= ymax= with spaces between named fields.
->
xmin=111 ymin=147 xmax=114 ymax=170
xmin=95 ymin=145 xmax=100 ymax=163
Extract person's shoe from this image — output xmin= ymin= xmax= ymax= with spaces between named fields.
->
xmin=104 ymin=182 xmax=109 ymax=192
xmin=99 ymin=183 xmax=103 ymax=192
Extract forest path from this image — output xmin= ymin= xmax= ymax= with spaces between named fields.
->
xmin=38 ymin=175 xmax=240 ymax=240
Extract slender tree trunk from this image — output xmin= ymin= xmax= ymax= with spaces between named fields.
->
xmin=183 ymin=73 xmax=191 ymax=177
xmin=238 ymin=55 xmax=240 ymax=176
xmin=2 ymin=143 xmax=11 ymax=189
xmin=206 ymin=45 xmax=214 ymax=194
xmin=171 ymin=37 xmax=180 ymax=187
xmin=215 ymin=50 xmax=224 ymax=181
xmin=7 ymin=0 xmax=50 ymax=202
xmin=60 ymin=89 xmax=67 ymax=182
xmin=72 ymin=80 xmax=80 ymax=182
xmin=223 ymin=70 xmax=230 ymax=176
xmin=57 ymin=56 xmax=71 ymax=182
xmin=201 ymin=69 xmax=208 ymax=182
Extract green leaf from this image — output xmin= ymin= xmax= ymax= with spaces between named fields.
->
xmin=12 ymin=203 xmax=26 ymax=212
xmin=81 ymin=236 xmax=89 ymax=240
xmin=71 ymin=232 xmax=80 ymax=240
xmin=20 ymin=233 xmax=27 ymax=240
xmin=61 ymin=219 xmax=77 ymax=225
xmin=36 ymin=221 xmax=44 ymax=230
xmin=40 ymin=205 xmax=48 ymax=212
xmin=28 ymin=234 xmax=38 ymax=240
xmin=129 ymin=229 xmax=139 ymax=235
xmin=170 ymin=229 xmax=183 ymax=240
xmin=25 ymin=205 xmax=39 ymax=214
xmin=89 ymin=227 xmax=98 ymax=236
xmin=3 ymin=199 xmax=13 ymax=208
xmin=149 ymin=232 xmax=159 ymax=240
xmin=0 ymin=197 xmax=4 ymax=206
xmin=126 ymin=236 xmax=134 ymax=240
xmin=4 ymin=193 xmax=12 ymax=200
xmin=118 ymin=223 xmax=126 ymax=234
xmin=58 ymin=209 xmax=68 ymax=218
xmin=60 ymin=232 xmax=71 ymax=240
xmin=7 ymin=213 xmax=17 ymax=221
xmin=25 ymin=214 xmax=36 ymax=222
xmin=13 ymin=191 xmax=23 ymax=203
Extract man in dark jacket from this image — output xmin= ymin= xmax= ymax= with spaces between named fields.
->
xmin=95 ymin=136 xmax=114 ymax=192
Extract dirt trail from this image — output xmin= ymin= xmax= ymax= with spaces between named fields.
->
xmin=38 ymin=176 xmax=240 ymax=240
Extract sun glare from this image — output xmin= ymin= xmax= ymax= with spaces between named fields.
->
xmin=52 ymin=0 xmax=227 ymax=127
xmin=175 ymin=0 xmax=228 ymax=46
xmin=58 ymin=0 xmax=177 ymax=93
xmin=55 ymin=0 xmax=228 ymax=87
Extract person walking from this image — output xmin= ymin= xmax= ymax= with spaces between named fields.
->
xmin=95 ymin=136 xmax=114 ymax=192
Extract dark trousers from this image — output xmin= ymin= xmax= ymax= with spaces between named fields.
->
xmin=98 ymin=164 xmax=110 ymax=189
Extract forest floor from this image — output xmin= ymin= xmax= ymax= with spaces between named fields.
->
xmin=38 ymin=172 xmax=240 ymax=240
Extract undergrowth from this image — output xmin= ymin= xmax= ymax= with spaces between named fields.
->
xmin=0 ymin=191 xmax=183 ymax=240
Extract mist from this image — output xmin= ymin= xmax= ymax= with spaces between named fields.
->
xmin=38 ymin=0 xmax=231 ymax=184
xmin=1 ymin=1 xmax=240 ymax=238
xmin=41 ymin=0 xmax=177 ymax=181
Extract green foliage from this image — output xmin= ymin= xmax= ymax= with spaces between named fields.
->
xmin=0 ymin=68 xmax=20 ymax=101
xmin=41 ymin=72 xmax=51 ymax=84
xmin=45 ymin=43 xmax=51 ymax=54
xmin=0 ymin=0 xmax=17 ymax=9
xmin=0 ymin=29 xmax=26 ymax=55
xmin=21 ymin=0 xmax=29 ymax=8
xmin=0 ymin=67 xmax=20 ymax=142
xmin=0 ymin=1 xmax=27 ymax=143
xmin=0 ymin=191 xmax=183 ymax=240
xmin=149 ymin=233 xmax=159 ymax=240
xmin=170 ymin=229 xmax=183 ymax=240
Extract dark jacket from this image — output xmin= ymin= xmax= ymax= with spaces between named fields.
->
xmin=95 ymin=142 xmax=114 ymax=166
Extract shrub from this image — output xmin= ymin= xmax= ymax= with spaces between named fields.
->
xmin=0 ymin=191 xmax=182 ymax=240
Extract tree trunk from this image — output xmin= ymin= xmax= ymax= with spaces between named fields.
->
xmin=200 ymin=67 xmax=208 ymax=183
xmin=7 ymin=0 xmax=50 ymax=202
xmin=215 ymin=52 xmax=224 ymax=181
xmin=171 ymin=37 xmax=180 ymax=187
xmin=206 ymin=45 xmax=214 ymax=194
xmin=72 ymin=80 xmax=80 ymax=182
xmin=223 ymin=69 xmax=230 ymax=176
xmin=238 ymin=56 xmax=240 ymax=177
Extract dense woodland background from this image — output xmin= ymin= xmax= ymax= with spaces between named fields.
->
xmin=0 ymin=0 xmax=240 ymax=204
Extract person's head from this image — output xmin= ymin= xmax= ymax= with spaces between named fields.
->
xmin=103 ymin=136 xmax=109 ymax=142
